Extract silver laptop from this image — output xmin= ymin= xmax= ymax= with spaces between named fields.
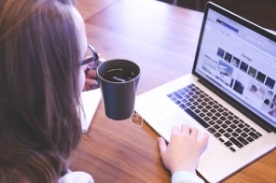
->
xmin=135 ymin=1 xmax=276 ymax=182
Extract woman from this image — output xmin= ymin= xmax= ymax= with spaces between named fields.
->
xmin=0 ymin=0 xmax=95 ymax=182
xmin=0 ymin=0 xmax=208 ymax=182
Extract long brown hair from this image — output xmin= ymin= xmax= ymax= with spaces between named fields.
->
xmin=0 ymin=0 xmax=82 ymax=182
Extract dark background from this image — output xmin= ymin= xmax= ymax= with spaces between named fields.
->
xmin=157 ymin=0 xmax=276 ymax=30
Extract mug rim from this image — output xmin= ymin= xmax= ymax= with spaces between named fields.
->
xmin=96 ymin=59 xmax=140 ymax=84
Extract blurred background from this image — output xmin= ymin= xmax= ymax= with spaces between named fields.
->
xmin=156 ymin=0 xmax=276 ymax=30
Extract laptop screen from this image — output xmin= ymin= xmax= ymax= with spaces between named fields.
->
xmin=193 ymin=2 xmax=276 ymax=129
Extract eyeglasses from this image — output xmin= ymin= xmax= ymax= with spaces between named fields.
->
xmin=81 ymin=44 xmax=100 ymax=67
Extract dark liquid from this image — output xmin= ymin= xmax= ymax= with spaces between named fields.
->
xmin=102 ymin=68 xmax=136 ymax=82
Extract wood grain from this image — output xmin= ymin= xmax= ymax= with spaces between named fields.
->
xmin=71 ymin=0 xmax=276 ymax=182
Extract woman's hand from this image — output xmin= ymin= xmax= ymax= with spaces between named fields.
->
xmin=83 ymin=61 xmax=101 ymax=91
xmin=158 ymin=125 xmax=208 ymax=174
xmin=84 ymin=68 xmax=99 ymax=91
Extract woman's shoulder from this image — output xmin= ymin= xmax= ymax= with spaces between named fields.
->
xmin=58 ymin=171 xmax=94 ymax=183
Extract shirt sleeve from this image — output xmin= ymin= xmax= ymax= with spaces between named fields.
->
xmin=58 ymin=171 xmax=94 ymax=183
xmin=171 ymin=170 xmax=205 ymax=183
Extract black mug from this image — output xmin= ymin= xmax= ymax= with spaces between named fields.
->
xmin=97 ymin=59 xmax=140 ymax=120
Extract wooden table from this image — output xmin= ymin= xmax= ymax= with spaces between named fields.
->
xmin=71 ymin=0 xmax=276 ymax=182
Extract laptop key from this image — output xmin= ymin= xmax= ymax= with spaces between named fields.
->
xmin=247 ymin=136 xmax=254 ymax=142
xmin=224 ymin=141 xmax=232 ymax=147
xmin=179 ymin=104 xmax=186 ymax=109
xmin=249 ymin=132 xmax=259 ymax=139
xmin=173 ymin=92 xmax=183 ymax=99
xmin=230 ymin=147 xmax=236 ymax=152
xmin=207 ymin=127 xmax=216 ymax=134
xmin=230 ymin=137 xmax=243 ymax=148
xmin=184 ymin=108 xmax=210 ymax=128
xmin=214 ymin=132 xmax=221 ymax=138
xmin=237 ymin=136 xmax=248 ymax=145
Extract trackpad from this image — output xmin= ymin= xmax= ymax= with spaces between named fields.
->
xmin=153 ymin=113 xmax=205 ymax=142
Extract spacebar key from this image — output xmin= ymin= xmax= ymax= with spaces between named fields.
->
xmin=184 ymin=108 xmax=209 ymax=128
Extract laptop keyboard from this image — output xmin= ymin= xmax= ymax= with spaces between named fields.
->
xmin=167 ymin=84 xmax=262 ymax=152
